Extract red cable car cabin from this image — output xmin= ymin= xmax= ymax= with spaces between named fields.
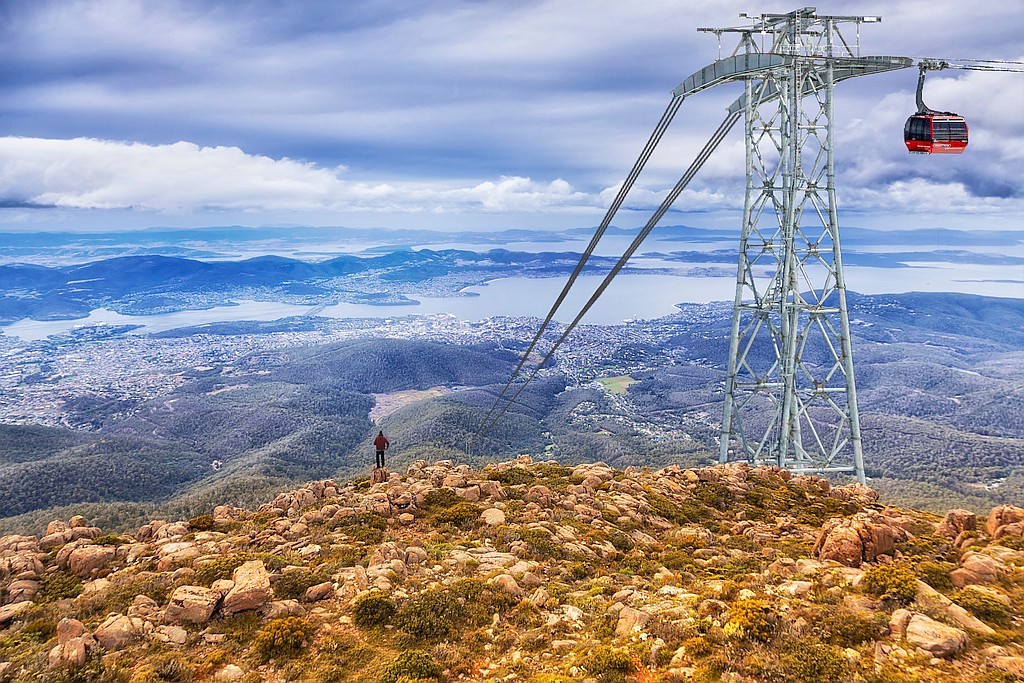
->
xmin=904 ymin=113 xmax=968 ymax=154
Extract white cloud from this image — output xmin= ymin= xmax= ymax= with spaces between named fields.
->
xmin=0 ymin=136 xmax=610 ymax=215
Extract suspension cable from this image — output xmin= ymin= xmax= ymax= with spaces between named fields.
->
xmin=477 ymin=110 xmax=741 ymax=439
xmin=474 ymin=94 xmax=685 ymax=433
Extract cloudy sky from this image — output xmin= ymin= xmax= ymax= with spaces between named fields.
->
xmin=1 ymin=0 xmax=1021 ymax=233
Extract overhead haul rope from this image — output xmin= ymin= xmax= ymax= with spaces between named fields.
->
xmin=474 ymin=95 xmax=685 ymax=433
xmin=476 ymin=110 xmax=742 ymax=440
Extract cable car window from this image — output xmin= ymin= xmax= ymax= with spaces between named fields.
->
xmin=934 ymin=121 xmax=952 ymax=140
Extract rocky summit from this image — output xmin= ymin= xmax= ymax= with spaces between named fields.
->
xmin=0 ymin=457 xmax=1022 ymax=683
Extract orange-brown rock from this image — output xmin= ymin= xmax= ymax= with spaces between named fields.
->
xmin=986 ymin=505 xmax=1024 ymax=539
xmin=812 ymin=512 xmax=908 ymax=567
xmin=937 ymin=509 xmax=976 ymax=539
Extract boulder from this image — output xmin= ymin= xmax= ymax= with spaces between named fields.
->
xmin=221 ymin=560 xmax=272 ymax=614
xmin=950 ymin=552 xmax=1001 ymax=587
xmin=93 ymin=614 xmax=150 ymax=651
xmin=936 ymin=509 xmax=976 ymax=539
xmin=67 ymin=545 xmax=116 ymax=577
xmin=905 ymin=613 xmax=967 ymax=658
xmin=0 ymin=600 xmax=33 ymax=625
xmin=303 ymin=582 xmax=335 ymax=603
xmin=152 ymin=625 xmax=189 ymax=645
xmin=615 ymin=606 xmax=652 ymax=635
xmin=5 ymin=579 xmax=39 ymax=604
xmin=164 ymin=585 xmax=222 ymax=624
xmin=48 ymin=618 xmax=94 ymax=669
xmin=986 ymin=505 xmax=1024 ymax=538
xmin=812 ymin=512 xmax=908 ymax=567
xmin=489 ymin=574 xmax=523 ymax=597
xmin=914 ymin=581 xmax=995 ymax=636
xmin=480 ymin=508 xmax=506 ymax=527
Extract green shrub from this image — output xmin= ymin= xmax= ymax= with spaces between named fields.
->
xmin=20 ymin=617 xmax=57 ymax=642
xmin=252 ymin=617 xmax=315 ymax=661
xmin=810 ymin=606 xmax=880 ymax=646
xmin=422 ymin=488 xmax=460 ymax=510
xmin=780 ymin=642 xmax=849 ymax=683
xmin=379 ymin=650 xmax=443 ymax=683
xmin=194 ymin=555 xmax=249 ymax=586
xmin=273 ymin=570 xmax=329 ymax=600
xmin=396 ymin=588 xmax=466 ymax=640
xmin=435 ymin=502 xmax=482 ymax=529
xmin=91 ymin=534 xmax=129 ymax=547
xmin=695 ymin=481 xmax=734 ymax=511
xmin=862 ymin=563 xmax=918 ymax=604
xmin=37 ymin=571 xmax=83 ymax=602
xmin=507 ymin=600 xmax=544 ymax=628
xmin=995 ymin=535 xmax=1024 ymax=551
xmin=723 ymin=599 xmax=778 ymax=643
xmin=916 ymin=561 xmax=955 ymax=590
xmin=352 ymin=590 xmax=397 ymax=629
xmin=332 ymin=512 xmax=388 ymax=543
xmin=488 ymin=466 xmax=536 ymax=486
xmin=519 ymin=528 xmax=563 ymax=560
xmin=953 ymin=587 xmax=1011 ymax=625
xmin=187 ymin=514 xmax=215 ymax=532
xmin=585 ymin=646 xmax=635 ymax=683
xmin=682 ymin=636 xmax=713 ymax=659
xmin=100 ymin=574 xmax=170 ymax=613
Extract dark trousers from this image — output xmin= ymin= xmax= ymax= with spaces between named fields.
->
xmin=375 ymin=450 xmax=386 ymax=468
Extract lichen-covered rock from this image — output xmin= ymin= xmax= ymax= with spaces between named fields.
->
xmin=93 ymin=614 xmax=150 ymax=651
xmin=905 ymin=613 xmax=967 ymax=659
xmin=164 ymin=585 xmax=222 ymax=624
xmin=221 ymin=560 xmax=271 ymax=614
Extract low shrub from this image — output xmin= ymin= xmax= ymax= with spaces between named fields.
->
xmin=694 ymin=481 xmax=734 ymax=511
xmin=20 ymin=617 xmax=57 ymax=642
xmin=252 ymin=617 xmax=315 ymax=661
xmin=723 ymin=599 xmax=778 ymax=643
xmin=809 ymin=606 xmax=880 ymax=646
xmin=352 ymin=590 xmax=396 ymax=629
xmin=187 ymin=515 xmax=215 ymax=532
xmin=585 ymin=646 xmax=636 ymax=683
xmin=862 ymin=563 xmax=918 ymax=604
xmin=682 ymin=635 xmax=714 ymax=659
xmin=488 ymin=466 xmax=536 ymax=486
xmin=36 ymin=572 xmax=83 ymax=603
xmin=396 ymin=588 xmax=466 ymax=641
xmin=916 ymin=560 xmax=955 ymax=590
xmin=331 ymin=512 xmax=388 ymax=544
xmin=780 ymin=641 xmax=849 ymax=683
xmin=953 ymin=587 xmax=1011 ymax=625
xmin=435 ymin=502 xmax=482 ymax=529
xmin=379 ymin=650 xmax=443 ymax=683
xmin=273 ymin=570 xmax=329 ymax=601
xmin=91 ymin=535 xmax=129 ymax=547
xmin=422 ymin=488 xmax=460 ymax=510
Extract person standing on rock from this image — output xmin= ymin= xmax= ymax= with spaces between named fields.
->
xmin=373 ymin=430 xmax=390 ymax=469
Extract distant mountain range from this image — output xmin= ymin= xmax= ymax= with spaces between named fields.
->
xmin=1 ymin=223 xmax=1021 ymax=325
xmin=0 ymin=250 xmax=626 ymax=323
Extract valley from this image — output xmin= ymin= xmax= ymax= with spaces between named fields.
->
xmin=1 ymin=290 xmax=1022 ymax=535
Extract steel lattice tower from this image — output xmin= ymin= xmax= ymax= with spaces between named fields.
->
xmin=712 ymin=9 xmax=894 ymax=483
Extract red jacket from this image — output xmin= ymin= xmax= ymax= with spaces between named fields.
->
xmin=373 ymin=434 xmax=390 ymax=451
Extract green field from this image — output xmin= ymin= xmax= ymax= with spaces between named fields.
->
xmin=597 ymin=375 xmax=637 ymax=395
